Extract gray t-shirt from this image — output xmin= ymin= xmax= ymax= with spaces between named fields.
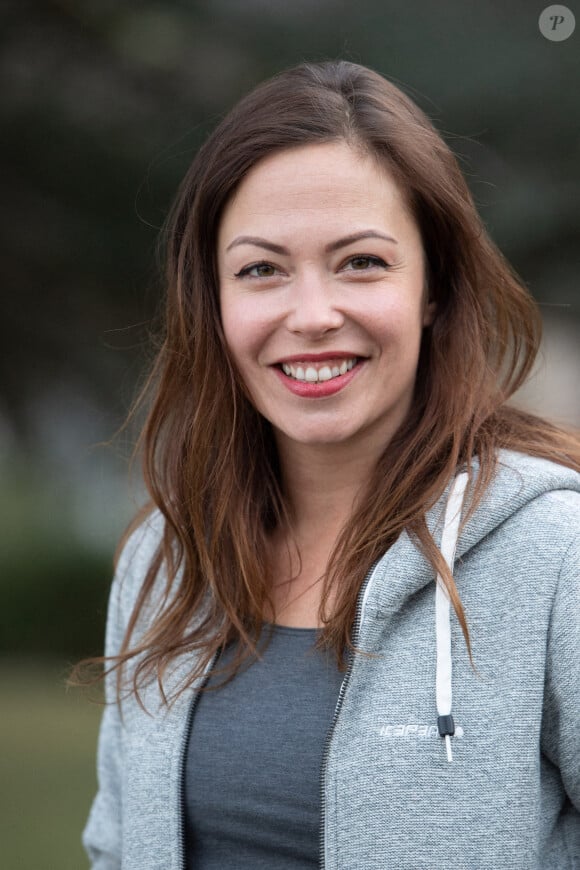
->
xmin=184 ymin=623 xmax=344 ymax=868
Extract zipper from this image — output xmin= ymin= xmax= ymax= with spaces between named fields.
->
xmin=176 ymin=649 xmax=220 ymax=870
xmin=318 ymin=556 xmax=384 ymax=869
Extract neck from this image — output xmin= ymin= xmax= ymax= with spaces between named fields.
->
xmin=274 ymin=440 xmax=379 ymax=546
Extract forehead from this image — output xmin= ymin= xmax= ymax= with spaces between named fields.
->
xmin=218 ymin=141 xmax=416 ymax=242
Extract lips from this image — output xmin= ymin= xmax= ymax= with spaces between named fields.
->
xmin=272 ymin=355 xmax=367 ymax=397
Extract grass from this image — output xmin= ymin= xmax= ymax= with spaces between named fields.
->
xmin=0 ymin=659 xmax=103 ymax=870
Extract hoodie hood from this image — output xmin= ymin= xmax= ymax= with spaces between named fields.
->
xmin=364 ymin=449 xmax=580 ymax=616
xmin=449 ymin=449 xmax=580 ymax=558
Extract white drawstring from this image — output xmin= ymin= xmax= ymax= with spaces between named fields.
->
xmin=435 ymin=471 xmax=469 ymax=762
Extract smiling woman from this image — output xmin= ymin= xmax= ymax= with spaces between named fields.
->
xmin=79 ymin=61 xmax=580 ymax=869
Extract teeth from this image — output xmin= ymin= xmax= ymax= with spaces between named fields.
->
xmin=281 ymin=357 xmax=359 ymax=383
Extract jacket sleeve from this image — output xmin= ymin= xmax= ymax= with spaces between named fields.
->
xmin=82 ymin=572 xmax=126 ymax=868
xmin=82 ymin=518 xmax=159 ymax=869
xmin=541 ymin=528 xmax=580 ymax=811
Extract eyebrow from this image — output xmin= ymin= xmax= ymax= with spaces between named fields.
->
xmin=225 ymin=230 xmax=399 ymax=255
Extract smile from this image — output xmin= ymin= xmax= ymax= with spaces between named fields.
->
xmin=272 ymin=357 xmax=367 ymax=398
xmin=280 ymin=357 xmax=359 ymax=383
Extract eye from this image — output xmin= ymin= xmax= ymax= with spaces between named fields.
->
xmin=234 ymin=262 xmax=278 ymax=279
xmin=342 ymin=255 xmax=389 ymax=271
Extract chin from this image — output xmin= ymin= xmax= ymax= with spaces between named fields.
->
xmin=282 ymin=428 xmax=358 ymax=446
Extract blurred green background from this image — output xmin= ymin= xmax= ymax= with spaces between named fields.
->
xmin=1 ymin=1 xmax=579 ymax=866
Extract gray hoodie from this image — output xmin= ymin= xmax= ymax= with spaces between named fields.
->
xmin=83 ymin=450 xmax=580 ymax=869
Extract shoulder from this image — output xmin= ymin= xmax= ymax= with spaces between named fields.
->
xmin=116 ymin=508 xmax=165 ymax=581
xmin=111 ymin=508 xmax=166 ymax=624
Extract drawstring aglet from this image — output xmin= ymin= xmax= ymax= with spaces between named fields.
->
xmin=445 ymin=734 xmax=453 ymax=763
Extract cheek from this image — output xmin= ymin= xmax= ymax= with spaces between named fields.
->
xmin=370 ymin=300 xmax=424 ymax=348
xmin=220 ymin=297 xmax=270 ymax=364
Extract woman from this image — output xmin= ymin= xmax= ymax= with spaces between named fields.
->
xmin=82 ymin=61 xmax=580 ymax=868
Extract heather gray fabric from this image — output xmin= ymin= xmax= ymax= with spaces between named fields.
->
xmin=83 ymin=451 xmax=580 ymax=869
xmin=184 ymin=624 xmax=343 ymax=868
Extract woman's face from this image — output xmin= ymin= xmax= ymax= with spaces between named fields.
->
xmin=217 ymin=141 xmax=435 ymax=458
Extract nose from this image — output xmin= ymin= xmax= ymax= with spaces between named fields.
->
xmin=284 ymin=270 xmax=345 ymax=336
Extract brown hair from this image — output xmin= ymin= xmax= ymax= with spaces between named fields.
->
xmin=85 ymin=60 xmax=580 ymax=703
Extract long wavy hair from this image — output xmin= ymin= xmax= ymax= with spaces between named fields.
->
xmin=87 ymin=60 xmax=580 ymax=704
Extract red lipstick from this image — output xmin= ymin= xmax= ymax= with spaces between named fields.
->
xmin=272 ymin=357 xmax=367 ymax=398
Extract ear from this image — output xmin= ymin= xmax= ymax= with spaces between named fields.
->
xmin=421 ymin=270 xmax=436 ymax=327
xmin=422 ymin=298 xmax=437 ymax=327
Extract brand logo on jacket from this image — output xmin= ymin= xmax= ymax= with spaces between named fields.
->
xmin=379 ymin=723 xmax=465 ymax=738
